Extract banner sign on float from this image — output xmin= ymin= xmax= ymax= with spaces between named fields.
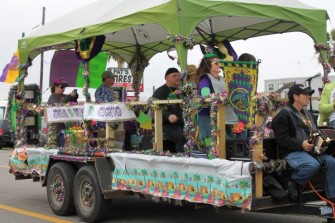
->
xmin=108 ymin=68 xmax=144 ymax=92
xmin=45 ymin=103 xmax=136 ymax=123
xmin=45 ymin=105 xmax=84 ymax=123
xmin=83 ymin=103 xmax=136 ymax=122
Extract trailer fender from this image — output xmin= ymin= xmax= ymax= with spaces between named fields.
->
xmin=94 ymin=157 xmax=115 ymax=198
xmin=42 ymin=156 xmax=58 ymax=186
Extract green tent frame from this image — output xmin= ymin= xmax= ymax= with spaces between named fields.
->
xmin=17 ymin=0 xmax=329 ymax=88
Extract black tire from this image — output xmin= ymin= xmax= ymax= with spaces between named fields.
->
xmin=47 ymin=162 xmax=76 ymax=216
xmin=74 ymin=165 xmax=110 ymax=223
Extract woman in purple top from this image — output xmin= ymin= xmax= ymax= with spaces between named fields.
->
xmin=197 ymin=54 xmax=226 ymax=143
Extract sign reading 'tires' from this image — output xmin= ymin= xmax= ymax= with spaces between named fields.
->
xmin=108 ymin=68 xmax=143 ymax=92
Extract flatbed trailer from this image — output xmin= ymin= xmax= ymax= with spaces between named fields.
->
xmin=8 ymin=98 xmax=335 ymax=222
xmin=7 ymin=0 xmax=335 ymax=222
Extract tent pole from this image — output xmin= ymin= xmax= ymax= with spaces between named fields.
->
xmin=39 ymin=6 xmax=46 ymax=93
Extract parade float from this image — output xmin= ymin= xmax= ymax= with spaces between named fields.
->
xmin=7 ymin=0 xmax=335 ymax=222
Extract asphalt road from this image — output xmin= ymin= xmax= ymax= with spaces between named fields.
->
xmin=0 ymin=148 xmax=327 ymax=223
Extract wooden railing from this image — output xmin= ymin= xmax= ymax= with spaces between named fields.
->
xmin=122 ymin=99 xmax=227 ymax=157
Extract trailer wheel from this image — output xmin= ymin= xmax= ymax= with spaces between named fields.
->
xmin=74 ymin=165 xmax=110 ymax=223
xmin=47 ymin=162 xmax=76 ymax=216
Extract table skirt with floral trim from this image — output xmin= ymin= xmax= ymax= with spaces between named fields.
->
xmin=109 ymin=153 xmax=252 ymax=210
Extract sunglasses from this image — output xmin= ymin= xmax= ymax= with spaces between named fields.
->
xmin=211 ymin=60 xmax=220 ymax=66
xmin=57 ymin=85 xmax=65 ymax=89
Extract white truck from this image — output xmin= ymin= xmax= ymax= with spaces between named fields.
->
xmin=0 ymin=100 xmax=13 ymax=148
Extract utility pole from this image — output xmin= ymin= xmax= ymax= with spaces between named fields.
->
xmin=39 ymin=7 xmax=46 ymax=92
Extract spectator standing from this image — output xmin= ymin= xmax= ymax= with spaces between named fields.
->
xmin=152 ymin=67 xmax=186 ymax=152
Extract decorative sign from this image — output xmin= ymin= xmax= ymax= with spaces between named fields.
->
xmin=83 ymin=102 xmax=136 ymax=122
xmin=108 ymin=68 xmax=144 ymax=92
xmin=46 ymin=105 xmax=84 ymax=123
xmin=223 ymin=61 xmax=258 ymax=128
xmin=229 ymin=88 xmax=250 ymax=112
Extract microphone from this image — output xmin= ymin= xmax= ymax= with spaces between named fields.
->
xmin=305 ymin=73 xmax=321 ymax=82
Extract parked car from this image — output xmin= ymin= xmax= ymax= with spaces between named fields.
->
xmin=0 ymin=101 xmax=14 ymax=149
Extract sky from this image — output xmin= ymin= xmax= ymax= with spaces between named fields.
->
xmin=0 ymin=0 xmax=334 ymax=101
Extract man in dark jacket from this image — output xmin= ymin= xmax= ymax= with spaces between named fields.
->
xmin=152 ymin=67 xmax=186 ymax=152
xmin=272 ymin=84 xmax=335 ymax=201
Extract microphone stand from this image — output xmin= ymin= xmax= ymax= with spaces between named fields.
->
xmin=305 ymin=73 xmax=321 ymax=116
xmin=306 ymin=79 xmax=313 ymax=112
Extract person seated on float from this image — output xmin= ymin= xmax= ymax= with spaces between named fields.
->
xmin=272 ymin=84 xmax=335 ymax=202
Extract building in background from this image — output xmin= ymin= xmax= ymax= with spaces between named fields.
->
xmin=264 ymin=75 xmax=335 ymax=112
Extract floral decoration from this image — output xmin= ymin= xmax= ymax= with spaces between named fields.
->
xmin=314 ymin=43 xmax=329 ymax=51
xmin=322 ymin=76 xmax=330 ymax=85
xmin=146 ymin=97 xmax=161 ymax=112
xmin=167 ymin=34 xmax=194 ymax=49
xmin=232 ymin=121 xmax=245 ymax=134
xmin=249 ymin=125 xmax=263 ymax=147
xmin=251 ymin=93 xmax=269 ymax=117
xmin=263 ymin=118 xmax=274 ymax=139
xmin=208 ymin=91 xmax=229 ymax=158
xmin=81 ymin=62 xmax=91 ymax=101
xmin=174 ymin=70 xmax=198 ymax=154
xmin=314 ymin=42 xmax=331 ymax=76
xmin=249 ymin=92 xmax=284 ymax=149
xmin=167 ymin=89 xmax=183 ymax=99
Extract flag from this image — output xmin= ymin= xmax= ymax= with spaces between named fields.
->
xmin=0 ymin=50 xmax=19 ymax=83
xmin=136 ymin=111 xmax=152 ymax=130
xmin=49 ymin=50 xmax=109 ymax=88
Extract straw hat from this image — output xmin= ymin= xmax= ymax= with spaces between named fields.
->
xmin=187 ymin=64 xmax=197 ymax=76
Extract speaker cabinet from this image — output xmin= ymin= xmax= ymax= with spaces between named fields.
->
xmin=226 ymin=139 xmax=250 ymax=161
